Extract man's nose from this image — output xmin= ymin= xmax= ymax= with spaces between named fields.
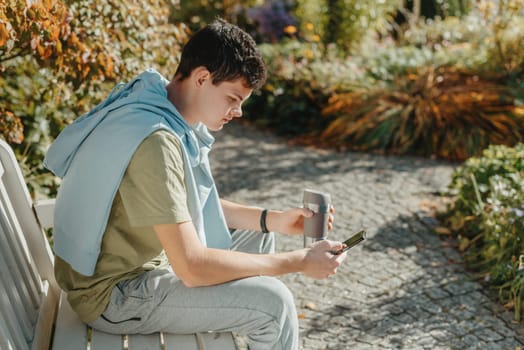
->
xmin=230 ymin=107 xmax=242 ymax=118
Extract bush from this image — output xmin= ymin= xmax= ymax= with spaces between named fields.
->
xmin=244 ymin=40 xmax=367 ymax=136
xmin=319 ymin=66 xmax=524 ymax=160
xmin=1 ymin=0 xmax=188 ymax=198
xmin=293 ymin=0 xmax=398 ymax=53
xmin=170 ymin=0 xmax=260 ymax=36
xmin=442 ymin=143 xmax=524 ymax=320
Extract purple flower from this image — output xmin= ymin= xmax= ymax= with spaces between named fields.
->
xmin=246 ymin=0 xmax=297 ymax=42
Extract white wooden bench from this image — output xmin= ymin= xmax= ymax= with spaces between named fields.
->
xmin=0 ymin=139 xmax=237 ymax=350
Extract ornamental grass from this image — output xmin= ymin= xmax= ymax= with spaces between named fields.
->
xmin=318 ymin=66 xmax=524 ymax=161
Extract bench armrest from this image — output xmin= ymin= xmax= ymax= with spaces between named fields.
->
xmin=34 ymin=199 xmax=56 ymax=230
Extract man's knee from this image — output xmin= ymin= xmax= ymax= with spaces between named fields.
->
xmin=251 ymin=277 xmax=295 ymax=310
xmin=247 ymin=277 xmax=298 ymax=349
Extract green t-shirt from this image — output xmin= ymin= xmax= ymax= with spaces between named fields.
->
xmin=54 ymin=130 xmax=192 ymax=323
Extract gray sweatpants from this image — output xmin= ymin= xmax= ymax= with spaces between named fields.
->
xmin=88 ymin=230 xmax=299 ymax=350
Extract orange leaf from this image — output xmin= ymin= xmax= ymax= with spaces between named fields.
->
xmin=42 ymin=45 xmax=53 ymax=59
xmin=81 ymin=65 xmax=91 ymax=79
xmin=36 ymin=40 xmax=45 ymax=56
xmin=49 ymin=25 xmax=59 ymax=41
xmin=42 ymin=19 xmax=51 ymax=31
xmin=0 ymin=23 xmax=8 ymax=47
xmin=55 ymin=39 xmax=62 ymax=53
xmin=43 ymin=0 xmax=54 ymax=10
xmin=69 ymin=32 xmax=79 ymax=46
xmin=105 ymin=55 xmax=114 ymax=77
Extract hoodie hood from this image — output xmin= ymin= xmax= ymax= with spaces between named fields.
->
xmin=45 ymin=68 xmax=211 ymax=177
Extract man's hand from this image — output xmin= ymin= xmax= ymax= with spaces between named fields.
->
xmin=301 ymin=240 xmax=347 ymax=279
xmin=268 ymin=206 xmax=335 ymax=235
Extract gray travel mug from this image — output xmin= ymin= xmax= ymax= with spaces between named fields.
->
xmin=303 ymin=189 xmax=331 ymax=247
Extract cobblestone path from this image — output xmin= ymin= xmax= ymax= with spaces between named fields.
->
xmin=210 ymin=123 xmax=524 ymax=350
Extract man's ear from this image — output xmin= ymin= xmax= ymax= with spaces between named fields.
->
xmin=193 ymin=67 xmax=211 ymax=87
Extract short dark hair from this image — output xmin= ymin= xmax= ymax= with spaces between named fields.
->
xmin=174 ymin=18 xmax=266 ymax=90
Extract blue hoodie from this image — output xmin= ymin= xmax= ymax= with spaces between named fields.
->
xmin=44 ymin=69 xmax=231 ymax=276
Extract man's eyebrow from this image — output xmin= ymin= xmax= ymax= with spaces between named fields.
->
xmin=238 ymin=91 xmax=253 ymax=101
xmin=232 ymin=92 xmax=246 ymax=102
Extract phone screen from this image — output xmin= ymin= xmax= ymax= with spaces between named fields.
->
xmin=333 ymin=230 xmax=366 ymax=254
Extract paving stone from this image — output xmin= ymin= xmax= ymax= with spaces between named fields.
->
xmin=443 ymin=280 xmax=480 ymax=295
xmin=475 ymin=327 xmax=505 ymax=342
xmin=382 ymin=302 xmax=405 ymax=315
xmin=416 ymin=335 xmax=439 ymax=348
xmin=492 ymin=322 xmax=523 ymax=338
xmin=373 ymin=317 xmax=403 ymax=334
xmin=422 ymin=312 xmax=458 ymax=329
xmin=425 ymin=286 xmax=451 ymax=300
xmin=390 ymin=312 xmax=415 ymax=324
xmin=405 ymin=305 xmax=433 ymax=320
xmin=459 ymin=334 xmax=483 ymax=348
xmin=355 ymin=332 xmax=384 ymax=345
xmin=429 ymin=329 xmax=454 ymax=342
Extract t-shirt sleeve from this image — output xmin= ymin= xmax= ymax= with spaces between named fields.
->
xmin=119 ymin=130 xmax=192 ymax=227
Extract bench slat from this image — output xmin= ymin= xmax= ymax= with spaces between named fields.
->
xmin=51 ymin=292 xmax=88 ymax=350
xmin=163 ymin=333 xmax=200 ymax=350
xmin=0 ymin=237 xmax=38 ymax=334
xmin=0 ymin=273 xmax=29 ymax=350
xmin=127 ymin=333 xmax=163 ymax=349
xmin=0 ymin=244 xmax=35 ymax=344
xmin=31 ymin=280 xmax=58 ymax=350
xmin=199 ymin=332 xmax=237 ymax=350
xmin=90 ymin=329 xmax=124 ymax=350
xmin=0 ymin=317 xmax=17 ymax=350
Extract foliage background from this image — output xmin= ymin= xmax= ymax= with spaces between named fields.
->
xmin=244 ymin=0 xmax=524 ymax=161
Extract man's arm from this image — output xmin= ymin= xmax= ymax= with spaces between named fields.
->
xmin=154 ymin=220 xmax=345 ymax=287
xmin=220 ymin=198 xmax=333 ymax=235
xmin=220 ymin=199 xmax=274 ymax=232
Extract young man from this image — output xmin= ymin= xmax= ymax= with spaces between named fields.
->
xmin=44 ymin=19 xmax=347 ymax=350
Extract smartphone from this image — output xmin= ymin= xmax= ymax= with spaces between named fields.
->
xmin=332 ymin=230 xmax=366 ymax=255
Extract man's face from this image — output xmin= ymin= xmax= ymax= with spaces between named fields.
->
xmin=196 ymin=77 xmax=252 ymax=131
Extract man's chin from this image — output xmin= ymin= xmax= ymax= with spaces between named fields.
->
xmin=207 ymin=124 xmax=224 ymax=132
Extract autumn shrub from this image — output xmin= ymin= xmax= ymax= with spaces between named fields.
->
xmin=442 ymin=143 xmax=524 ymax=320
xmin=314 ymin=2 xmax=524 ymax=160
xmin=319 ymin=66 xmax=524 ymax=160
xmin=0 ymin=0 xmax=188 ymax=197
